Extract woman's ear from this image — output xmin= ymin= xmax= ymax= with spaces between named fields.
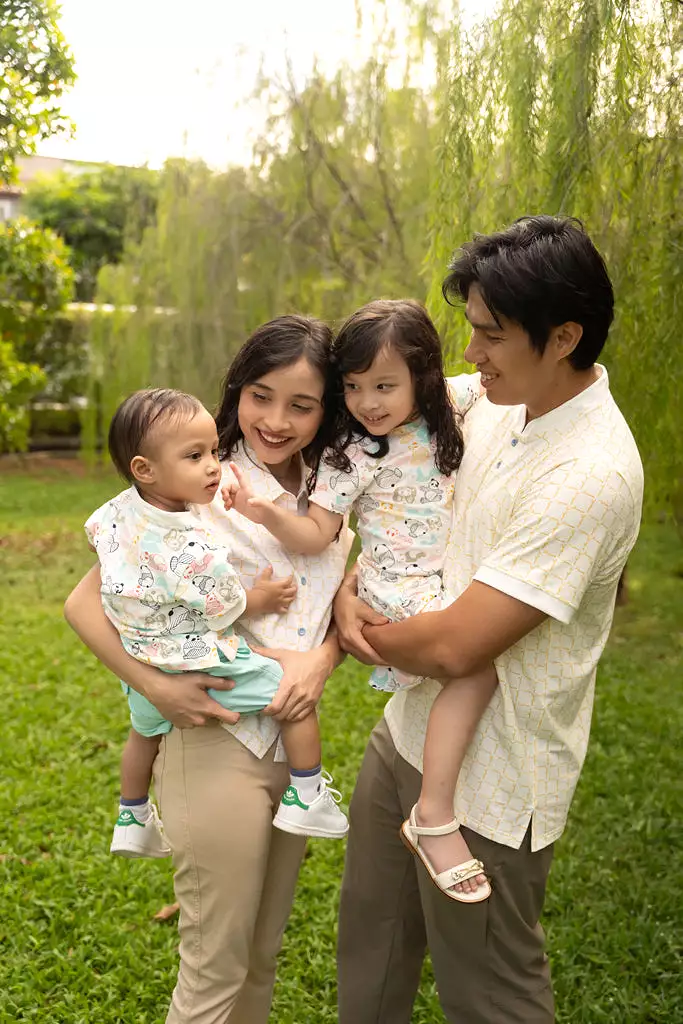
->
xmin=130 ymin=455 xmax=155 ymax=484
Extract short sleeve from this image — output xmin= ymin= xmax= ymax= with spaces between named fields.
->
xmin=473 ymin=462 xmax=639 ymax=623
xmin=447 ymin=372 xmax=481 ymax=416
xmin=174 ymin=549 xmax=247 ymax=632
xmin=311 ymin=445 xmax=373 ymax=515
xmin=84 ymin=511 xmax=99 ymax=549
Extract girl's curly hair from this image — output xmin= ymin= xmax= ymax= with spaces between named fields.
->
xmin=325 ymin=299 xmax=464 ymax=476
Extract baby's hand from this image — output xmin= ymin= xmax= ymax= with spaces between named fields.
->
xmin=224 ymin=461 xmax=276 ymax=525
xmin=251 ymin=566 xmax=297 ymax=614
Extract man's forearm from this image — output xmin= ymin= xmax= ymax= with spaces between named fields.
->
xmin=365 ymin=581 xmax=547 ymax=679
xmin=365 ymin=610 xmax=463 ymax=678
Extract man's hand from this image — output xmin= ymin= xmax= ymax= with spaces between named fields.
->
xmin=333 ymin=570 xmax=389 ymax=665
xmin=253 ymin=647 xmax=329 ymax=722
xmin=146 ymin=673 xmax=240 ymax=729
xmin=223 ymin=461 xmax=277 ymax=526
xmin=249 ymin=566 xmax=297 ymax=614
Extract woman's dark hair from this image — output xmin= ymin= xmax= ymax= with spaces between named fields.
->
xmin=214 ymin=315 xmax=336 ymax=490
xmin=326 ymin=299 xmax=464 ymax=476
xmin=108 ymin=388 xmax=203 ymax=482
xmin=442 ymin=215 xmax=614 ymax=370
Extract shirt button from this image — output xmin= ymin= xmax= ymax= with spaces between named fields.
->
xmin=298 ymin=627 xmax=306 ymax=636
xmin=300 ymin=576 xmax=307 ymax=585
xmin=511 ymin=438 xmax=518 ymax=446
xmin=496 ymin=461 xmax=502 ymax=469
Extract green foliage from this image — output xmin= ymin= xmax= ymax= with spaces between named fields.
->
xmin=0 ymin=337 xmax=46 ymax=451
xmin=79 ymin=0 xmax=682 ymax=516
xmin=0 ymin=215 xmax=75 ymax=365
xmin=425 ymin=0 xmax=683 ymax=515
xmin=0 ymin=468 xmax=681 ymax=1021
xmin=0 ymin=0 xmax=76 ymax=184
xmin=25 ymin=165 xmax=160 ymax=300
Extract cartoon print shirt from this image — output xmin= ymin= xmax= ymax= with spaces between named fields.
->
xmin=311 ymin=373 xmax=481 ymax=619
xmin=84 ymin=486 xmax=248 ymax=671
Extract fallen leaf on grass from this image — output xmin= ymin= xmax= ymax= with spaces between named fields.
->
xmin=154 ymin=902 xmax=179 ymax=922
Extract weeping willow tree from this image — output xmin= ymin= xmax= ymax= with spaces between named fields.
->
xmin=83 ymin=0 xmax=681 ymax=516
xmin=426 ymin=0 xmax=682 ymax=515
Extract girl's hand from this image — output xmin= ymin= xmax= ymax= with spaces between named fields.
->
xmin=334 ymin=571 xmax=389 ymax=665
xmin=251 ymin=565 xmax=297 ymax=614
xmin=225 ymin=461 xmax=276 ymax=525
xmin=253 ymin=647 xmax=328 ymax=722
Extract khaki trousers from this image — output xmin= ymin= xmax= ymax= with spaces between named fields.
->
xmin=154 ymin=722 xmax=306 ymax=1024
xmin=338 ymin=718 xmax=555 ymax=1024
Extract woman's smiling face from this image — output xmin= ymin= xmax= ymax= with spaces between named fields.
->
xmin=237 ymin=355 xmax=325 ymax=468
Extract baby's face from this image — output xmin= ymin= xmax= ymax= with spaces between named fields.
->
xmin=143 ymin=409 xmax=222 ymax=511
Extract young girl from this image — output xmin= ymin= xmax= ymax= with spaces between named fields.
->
xmin=226 ymin=299 xmax=497 ymax=902
xmin=86 ymin=386 xmax=348 ymax=859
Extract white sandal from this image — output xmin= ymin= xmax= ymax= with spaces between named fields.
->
xmin=400 ymin=805 xmax=492 ymax=904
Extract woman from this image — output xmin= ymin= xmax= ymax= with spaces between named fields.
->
xmin=64 ymin=315 xmax=352 ymax=1024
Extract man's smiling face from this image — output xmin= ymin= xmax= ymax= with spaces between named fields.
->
xmin=464 ymin=284 xmax=563 ymax=416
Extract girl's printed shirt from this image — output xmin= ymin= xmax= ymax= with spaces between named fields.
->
xmin=311 ymin=373 xmax=481 ymax=622
xmin=85 ymin=487 xmax=248 ymax=672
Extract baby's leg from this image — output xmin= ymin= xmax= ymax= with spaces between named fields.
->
xmin=274 ymin=713 xmax=348 ymax=839
xmin=416 ymin=666 xmax=498 ymax=893
xmin=120 ymin=727 xmax=161 ymax=800
xmin=112 ymin=727 xmax=170 ymax=858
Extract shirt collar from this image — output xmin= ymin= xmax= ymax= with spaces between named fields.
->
xmin=510 ymin=365 xmax=610 ymax=441
xmin=230 ymin=441 xmax=308 ymax=502
xmin=128 ymin=486 xmax=202 ymax=530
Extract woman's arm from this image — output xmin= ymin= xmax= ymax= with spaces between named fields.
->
xmin=64 ymin=566 xmax=240 ymax=728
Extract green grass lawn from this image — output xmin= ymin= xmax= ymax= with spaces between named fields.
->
xmin=0 ymin=464 xmax=681 ymax=1023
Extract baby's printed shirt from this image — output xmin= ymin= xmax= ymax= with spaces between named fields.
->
xmin=85 ymin=487 xmax=247 ymax=671
xmin=311 ymin=373 xmax=480 ymax=619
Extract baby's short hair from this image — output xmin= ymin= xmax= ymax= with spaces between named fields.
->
xmin=108 ymin=388 xmax=204 ymax=482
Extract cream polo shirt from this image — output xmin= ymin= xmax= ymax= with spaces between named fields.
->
xmin=384 ymin=367 xmax=644 ymax=851
xmin=198 ymin=442 xmax=353 ymax=760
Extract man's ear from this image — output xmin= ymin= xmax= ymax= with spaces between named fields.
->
xmin=551 ymin=321 xmax=583 ymax=362
xmin=130 ymin=455 xmax=155 ymax=484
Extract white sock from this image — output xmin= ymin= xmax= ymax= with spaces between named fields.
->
xmin=120 ymin=798 xmax=151 ymax=823
xmin=289 ymin=768 xmax=322 ymax=803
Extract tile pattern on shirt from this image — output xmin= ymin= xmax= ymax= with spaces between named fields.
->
xmin=384 ymin=368 xmax=644 ymax=851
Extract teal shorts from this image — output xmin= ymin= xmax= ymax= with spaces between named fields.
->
xmin=122 ymin=639 xmax=283 ymax=738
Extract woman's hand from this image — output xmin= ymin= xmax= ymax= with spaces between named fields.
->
xmin=253 ymin=646 xmax=330 ymax=722
xmin=145 ymin=673 xmax=241 ymax=729
xmin=333 ymin=570 xmax=389 ymax=665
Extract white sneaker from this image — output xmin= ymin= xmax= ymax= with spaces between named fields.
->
xmin=273 ymin=771 xmax=349 ymax=839
xmin=110 ymin=803 xmax=171 ymax=858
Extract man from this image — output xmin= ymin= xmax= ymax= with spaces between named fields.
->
xmin=334 ymin=216 xmax=644 ymax=1024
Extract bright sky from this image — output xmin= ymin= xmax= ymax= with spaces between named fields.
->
xmin=41 ymin=0 xmax=498 ymax=169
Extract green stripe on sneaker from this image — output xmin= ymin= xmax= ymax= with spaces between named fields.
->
xmin=116 ymin=808 xmax=145 ymax=827
xmin=281 ymin=786 xmax=309 ymax=810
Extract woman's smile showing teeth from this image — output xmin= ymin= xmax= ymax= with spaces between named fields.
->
xmin=256 ymin=429 xmax=291 ymax=447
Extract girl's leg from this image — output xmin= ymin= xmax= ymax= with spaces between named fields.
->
xmin=416 ymin=666 xmax=498 ymax=894
xmin=112 ymin=728 xmax=170 ymax=858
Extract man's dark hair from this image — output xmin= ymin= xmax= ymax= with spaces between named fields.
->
xmin=108 ymin=388 xmax=204 ymax=482
xmin=442 ymin=215 xmax=614 ymax=370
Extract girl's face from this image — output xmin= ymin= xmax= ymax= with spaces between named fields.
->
xmin=237 ymin=355 xmax=325 ymax=467
xmin=343 ymin=345 xmax=416 ymax=436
